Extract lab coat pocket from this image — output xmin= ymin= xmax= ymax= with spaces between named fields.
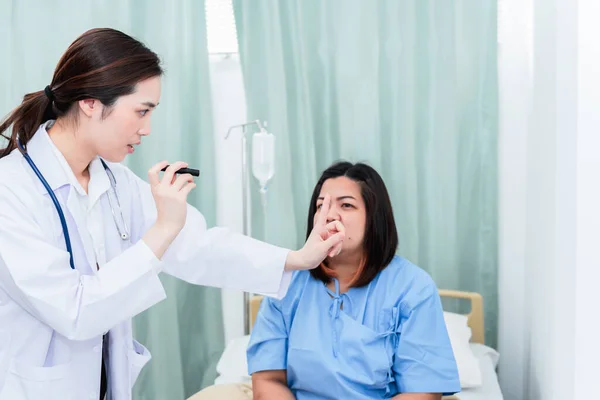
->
xmin=128 ymin=339 xmax=151 ymax=388
xmin=6 ymin=357 xmax=73 ymax=400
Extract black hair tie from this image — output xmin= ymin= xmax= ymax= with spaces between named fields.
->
xmin=44 ymin=85 xmax=55 ymax=102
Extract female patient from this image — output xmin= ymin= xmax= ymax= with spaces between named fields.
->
xmin=247 ymin=162 xmax=460 ymax=399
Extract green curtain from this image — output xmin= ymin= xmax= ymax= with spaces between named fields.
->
xmin=233 ymin=0 xmax=499 ymax=346
xmin=0 ymin=1 xmax=224 ymax=398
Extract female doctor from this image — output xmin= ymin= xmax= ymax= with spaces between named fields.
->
xmin=0 ymin=28 xmax=344 ymax=400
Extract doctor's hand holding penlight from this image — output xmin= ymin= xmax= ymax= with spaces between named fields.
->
xmin=141 ymin=161 xmax=197 ymax=257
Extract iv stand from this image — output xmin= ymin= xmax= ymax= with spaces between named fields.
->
xmin=225 ymin=120 xmax=267 ymax=335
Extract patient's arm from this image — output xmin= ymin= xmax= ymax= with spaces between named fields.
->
xmin=252 ymin=370 xmax=295 ymax=400
xmin=391 ymin=394 xmax=442 ymax=400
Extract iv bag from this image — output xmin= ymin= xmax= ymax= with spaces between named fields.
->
xmin=252 ymin=128 xmax=275 ymax=189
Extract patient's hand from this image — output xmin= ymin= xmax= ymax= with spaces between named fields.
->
xmin=391 ymin=393 xmax=443 ymax=400
xmin=252 ymin=370 xmax=295 ymax=400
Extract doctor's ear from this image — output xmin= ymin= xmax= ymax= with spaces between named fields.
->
xmin=77 ymin=99 xmax=103 ymax=119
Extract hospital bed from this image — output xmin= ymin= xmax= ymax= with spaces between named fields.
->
xmin=188 ymin=290 xmax=503 ymax=400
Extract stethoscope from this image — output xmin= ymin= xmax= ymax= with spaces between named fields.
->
xmin=17 ymin=140 xmax=130 ymax=270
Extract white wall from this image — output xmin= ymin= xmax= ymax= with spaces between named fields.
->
xmin=526 ymin=1 xmax=578 ymax=398
xmin=497 ymin=0 xmax=532 ymax=398
xmin=498 ymin=0 xmax=600 ymax=399
xmin=574 ymin=0 xmax=600 ymax=396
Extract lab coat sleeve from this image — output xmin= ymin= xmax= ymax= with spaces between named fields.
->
xmin=130 ymin=170 xmax=293 ymax=299
xmin=393 ymin=281 xmax=461 ymax=395
xmin=0 ymin=184 xmax=167 ymax=341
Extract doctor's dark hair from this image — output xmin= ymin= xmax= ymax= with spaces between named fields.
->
xmin=306 ymin=161 xmax=399 ymax=288
xmin=0 ymin=28 xmax=163 ymax=158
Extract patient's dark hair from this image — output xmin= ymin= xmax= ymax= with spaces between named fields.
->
xmin=306 ymin=161 xmax=399 ymax=287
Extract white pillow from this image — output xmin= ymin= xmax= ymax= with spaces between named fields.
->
xmin=215 ymin=335 xmax=251 ymax=384
xmin=443 ymin=311 xmax=483 ymax=388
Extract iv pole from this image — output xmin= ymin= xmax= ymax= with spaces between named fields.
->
xmin=225 ymin=120 xmax=267 ymax=335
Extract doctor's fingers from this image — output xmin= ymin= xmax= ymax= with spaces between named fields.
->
xmin=320 ymin=220 xmax=344 ymax=241
xmin=179 ymin=181 xmax=197 ymax=197
xmin=323 ymin=231 xmax=345 ymax=256
xmin=325 ymin=220 xmax=345 ymax=236
xmin=148 ymin=160 xmax=170 ymax=186
xmin=322 ymin=221 xmax=344 ymax=257
xmin=172 ymin=173 xmax=194 ymax=191
xmin=161 ymin=161 xmax=188 ymax=186
xmin=329 ymin=241 xmax=343 ymax=258
xmin=315 ymin=194 xmax=332 ymax=228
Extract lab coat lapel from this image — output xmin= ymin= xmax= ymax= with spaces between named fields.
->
xmin=66 ymin=188 xmax=98 ymax=273
xmin=103 ymin=195 xmax=136 ymax=400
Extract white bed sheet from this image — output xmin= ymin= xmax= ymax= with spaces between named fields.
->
xmin=214 ymin=337 xmax=503 ymax=400
xmin=455 ymin=343 xmax=503 ymax=400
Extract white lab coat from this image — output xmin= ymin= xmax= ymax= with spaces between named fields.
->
xmin=0 ymin=123 xmax=292 ymax=400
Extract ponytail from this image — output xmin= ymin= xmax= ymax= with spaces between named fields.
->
xmin=0 ymin=88 xmax=56 ymax=158
xmin=0 ymin=28 xmax=163 ymax=159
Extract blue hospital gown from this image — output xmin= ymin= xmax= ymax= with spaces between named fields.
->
xmin=246 ymin=256 xmax=461 ymax=399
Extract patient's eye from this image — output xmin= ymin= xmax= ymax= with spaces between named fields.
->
xmin=341 ymin=203 xmax=354 ymax=209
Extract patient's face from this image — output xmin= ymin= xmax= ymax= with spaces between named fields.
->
xmin=315 ymin=177 xmax=366 ymax=256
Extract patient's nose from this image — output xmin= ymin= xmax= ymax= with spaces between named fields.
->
xmin=326 ymin=205 xmax=340 ymax=223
